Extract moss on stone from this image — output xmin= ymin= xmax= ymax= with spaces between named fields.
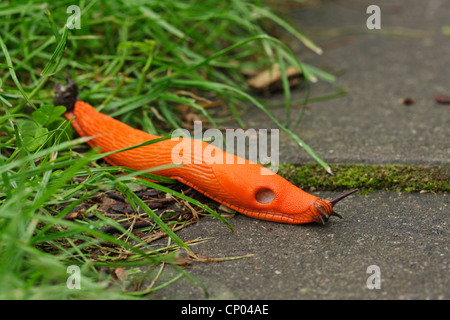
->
xmin=278 ymin=164 xmax=450 ymax=194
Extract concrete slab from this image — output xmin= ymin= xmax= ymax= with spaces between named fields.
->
xmin=148 ymin=191 xmax=448 ymax=300
xmin=240 ymin=0 xmax=450 ymax=166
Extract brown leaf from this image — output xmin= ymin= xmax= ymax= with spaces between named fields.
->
xmin=398 ymin=97 xmax=414 ymax=106
xmin=113 ymin=267 xmax=128 ymax=281
xmin=98 ymin=195 xmax=118 ymax=212
xmin=218 ymin=204 xmax=235 ymax=214
xmin=434 ymin=94 xmax=450 ymax=105
xmin=173 ymin=249 xmax=192 ymax=266
xmin=247 ymin=63 xmax=303 ymax=94
xmin=64 ymin=209 xmax=84 ymax=220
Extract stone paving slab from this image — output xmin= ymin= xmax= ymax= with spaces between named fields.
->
xmin=242 ymin=0 xmax=450 ymax=166
xmin=149 ymin=191 xmax=448 ymax=300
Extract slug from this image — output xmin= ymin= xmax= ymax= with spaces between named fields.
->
xmin=53 ymin=79 xmax=358 ymax=225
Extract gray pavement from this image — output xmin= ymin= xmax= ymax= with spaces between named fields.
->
xmin=147 ymin=0 xmax=449 ymax=300
xmin=149 ymin=192 xmax=448 ymax=300
xmin=245 ymin=0 xmax=450 ymax=166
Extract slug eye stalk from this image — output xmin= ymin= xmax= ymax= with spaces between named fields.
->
xmin=312 ymin=188 xmax=360 ymax=225
xmin=329 ymin=189 xmax=360 ymax=207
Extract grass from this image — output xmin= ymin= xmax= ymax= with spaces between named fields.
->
xmin=0 ymin=0 xmax=338 ymax=299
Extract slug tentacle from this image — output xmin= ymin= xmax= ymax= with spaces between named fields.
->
xmin=309 ymin=188 xmax=360 ymax=224
xmin=54 ymin=79 xmax=359 ymax=225
xmin=329 ymin=189 xmax=360 ymax=206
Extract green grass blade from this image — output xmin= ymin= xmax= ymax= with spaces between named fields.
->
xmin=0 ymin=36 xmax=37 ymax=110
xmin=251 ymin=5 xmax=323 ymax=55
xmin=41 ymin=26 xmax=69 ymax=76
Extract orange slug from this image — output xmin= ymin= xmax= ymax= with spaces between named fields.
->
xmin=53 ymin=79 xmax=358 ymax=225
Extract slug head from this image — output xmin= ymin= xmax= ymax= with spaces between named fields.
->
xmin=209 ymin=162 xmax=360 ymax=224
xmin=310 ymin=189 xmax=359 ymax=224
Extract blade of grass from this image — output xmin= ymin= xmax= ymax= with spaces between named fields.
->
xmin=0 ymin=36 xmax=37 ymax=110
xmin=251 ymin=5 xmax=323 ymax=55
xmin=107 ymin=174 xmax=191 ymax=251
xmin=276 ymin=47 xmax=292 ymax=127
xmin=41 ymin=25 xmax=69 ymax=76
xmin=127 ymin=176 xmax=235 ymax=231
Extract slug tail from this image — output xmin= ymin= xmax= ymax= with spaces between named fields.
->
xmin=53 ymin=77 xmax=79 ymax=111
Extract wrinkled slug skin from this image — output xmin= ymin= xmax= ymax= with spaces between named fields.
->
xmin=66 ymin=101 xmax=319 ymax=224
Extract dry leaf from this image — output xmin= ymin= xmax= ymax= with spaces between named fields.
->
xmin=173 ymin=249 xmax=192 ymax=266
xmin=398 ymin=97 xmax=414 ymax=106
xmin=113 ymin=267 xmax=128 ymax=281
xmin=218 ymin=204 xmax=235 ymax=215
xmin=64 ymin=210 xmax=83 ymax=220
xmin=434 ymin=94 xmax=450 ymax=105
xmin=247 ymin=63 xmax=303 ymax=94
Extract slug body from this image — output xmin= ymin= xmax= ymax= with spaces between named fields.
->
xmin=55 ymin=81 xmax=358 ymax=224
